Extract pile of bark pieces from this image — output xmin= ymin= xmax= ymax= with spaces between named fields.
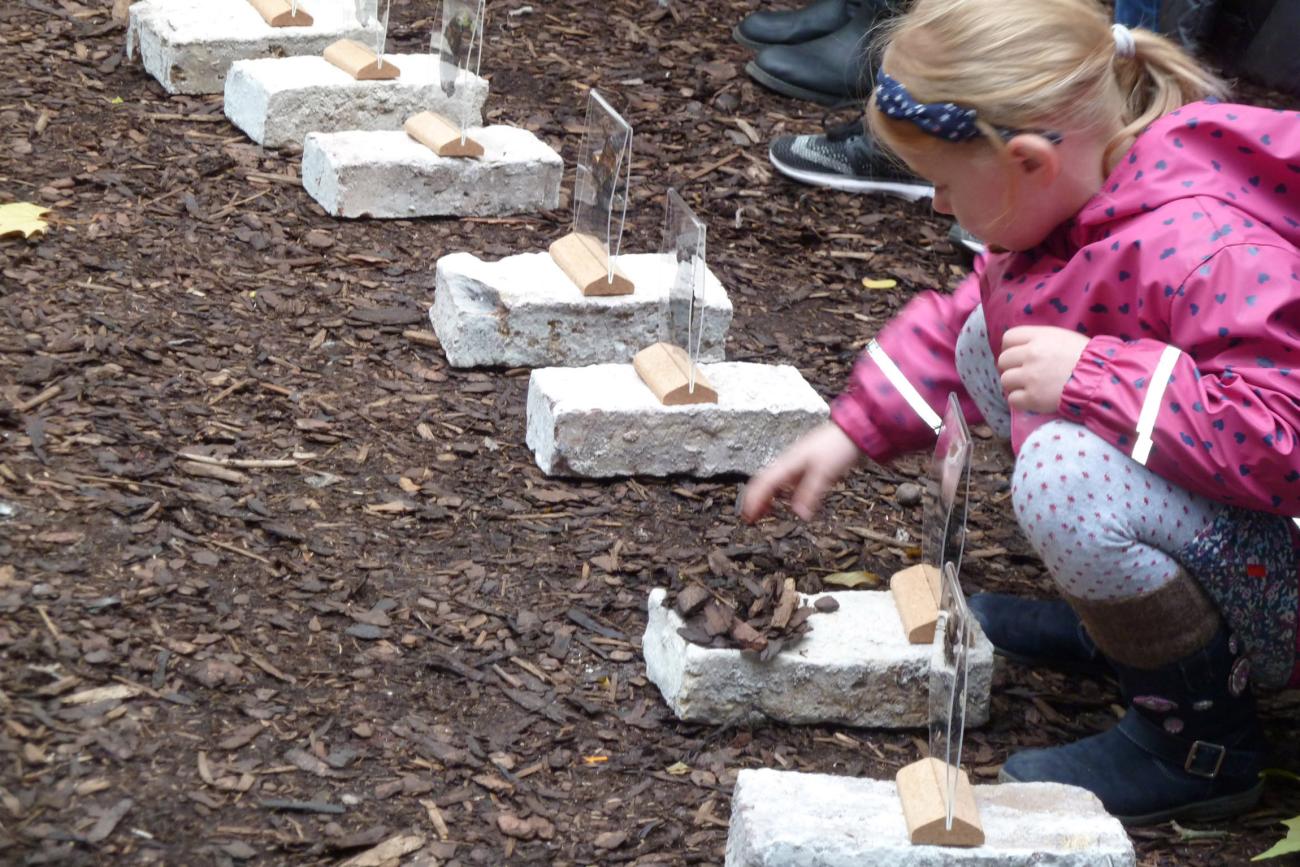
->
xmin=666 ymin=576 xmax=839 ymax=661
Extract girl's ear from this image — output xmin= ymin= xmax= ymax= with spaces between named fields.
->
xmin=1005 ymin=134 xmax=1061 ymax=186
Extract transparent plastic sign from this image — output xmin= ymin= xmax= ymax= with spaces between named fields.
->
xmin=374 ymin=0 xmax=392 ymax=69
xmin=354 ymin=0 xmax=378 ymax=22
xmin=921 ymin=393 xmax=973 ymax=577
xmin=434 ymin=0 xmax=485 ymax=137
xmin=660 ymin=189 xmax=707 ymax=391
xmin=928 ymin=561 xmax=973 ymax=831
xmin=572 ymin=90 xmax=633 ymax=282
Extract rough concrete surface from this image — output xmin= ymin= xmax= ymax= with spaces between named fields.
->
xmin=726 ymin=768 xmax=1136 ymax=867
xmin=223 ymin=53 xmax=487 ymax=147
xmin=301 ymin=126 xmax=562 ymax=218
xmin=642 ymin=588 xmax=992 ymax=727
xmin=526 ymin=364 xmax=827 ymax=478
xmin=127 ymin=0 xmax=380 ymax=95
xmin=432 ymin=251 xmax=733 ymax=368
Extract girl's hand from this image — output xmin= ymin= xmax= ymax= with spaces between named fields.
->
xmin=741 ymin=422 xmax=863 ymax=522
xmin=997 ymin=325 xmax=1090 ymax=413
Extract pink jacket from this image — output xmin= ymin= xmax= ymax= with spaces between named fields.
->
xmin=831 ymin=101 xmax=1300 ymax=515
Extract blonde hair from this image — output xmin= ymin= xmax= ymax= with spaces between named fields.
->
xmin=867 ymin=0 xmax=1227 ymax=168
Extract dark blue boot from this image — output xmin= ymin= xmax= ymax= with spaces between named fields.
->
xmin=1000 ymin=627 xmax=1267 ymax=825
xmin=967 ymin=592 xmax=1110 ymax=677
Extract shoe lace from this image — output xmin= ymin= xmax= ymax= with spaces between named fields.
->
xmin=823 ymin=113 xmax=867 ymax=143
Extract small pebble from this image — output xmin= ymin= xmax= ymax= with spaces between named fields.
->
xmin=813 ymin=597 xmax=840 ymax=613
xmin=895 ymin=482 xmax=923 ymax=507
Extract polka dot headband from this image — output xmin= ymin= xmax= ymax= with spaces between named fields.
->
xmin=875 ymin=70 xmax=981 ymax=142
xmin=874 ymin=69 xmax=1065 ymax=145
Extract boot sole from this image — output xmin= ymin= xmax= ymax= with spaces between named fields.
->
xmin=745 ymin=60 xmax=862 ymax=108
xmin=768 ymin=151 xmax=933 ymax=201
xmin=998 ymin=768 xmax=1264 ymax=826
xmin=731 ymin=25 xmax=770 ymax=52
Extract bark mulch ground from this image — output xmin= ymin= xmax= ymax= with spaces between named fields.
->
xmin=2 ymin=0 xmax=1299 ymax=864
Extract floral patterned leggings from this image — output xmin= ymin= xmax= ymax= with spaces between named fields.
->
xmin=955 ymin=305 xmax=1299 ymax=687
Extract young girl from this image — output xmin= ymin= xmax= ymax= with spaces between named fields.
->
xmin=743 ymin=0 xmax=1300 ymax=825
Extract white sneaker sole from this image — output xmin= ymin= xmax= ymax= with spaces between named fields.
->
xmin=769 ymin=151 xmax=934 ymax=201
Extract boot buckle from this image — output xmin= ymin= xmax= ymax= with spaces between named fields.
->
xmin=1184 ymin=740 xmax=1226 ymax=778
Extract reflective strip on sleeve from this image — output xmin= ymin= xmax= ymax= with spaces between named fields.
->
xmin=1130 ymin=344 xmax=1183 ymax=466
xmin=866 ymin=339 xmax=943 ymax=434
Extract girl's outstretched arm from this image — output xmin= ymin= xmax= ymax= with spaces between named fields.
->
xmin=744 ymin=265 xmax=986 ymax=523
xmin=831 ymin=269 xmax=984 ymax=464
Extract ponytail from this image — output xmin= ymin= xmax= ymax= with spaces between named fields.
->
xmin=1109 ymin=28 xmax=1227 ymax=161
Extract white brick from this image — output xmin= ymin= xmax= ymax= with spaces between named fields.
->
xmin=300 ymin=127 xmax=562 ymax=219
xmin=126 ymin=0 xmax=381 ymax=95
xmin=526 ymin=365 xmax=827 ymax=478
xmin=726 ymin=769 xmax=1135 ymax=867
xmin=432 ymin=251 xmax=733 ymax=368
xmin=223 ymin=54 xmax=487 ymax=148
xmin=642 ymin=588 xmax=992 ymax=728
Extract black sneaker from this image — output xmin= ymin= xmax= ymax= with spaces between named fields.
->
xmin=767 ymin=117 xmax=933 ymax=200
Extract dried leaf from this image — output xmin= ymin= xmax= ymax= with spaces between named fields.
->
xmin=0 ymin=202 xmax=50 ymax=239
xmin=822 ymin=570 xmax=883 ymax=589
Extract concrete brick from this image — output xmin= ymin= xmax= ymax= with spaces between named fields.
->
xmin=300 ymin=127 xmax=562 ymax=219
xmin=126 ymin=0 xmax=380 ymax=95
xmin=726 ymin=768 xmax=1135 ymax=867
xmin=432 ymin=251 xmax=733 ymax=368
xmin=224 ymin=53 xmax=487 ymax=148
xmin=526 ymin=365 xmax=827 ymax=478
xmin=642 ymin=588 xmax=992 ymax=728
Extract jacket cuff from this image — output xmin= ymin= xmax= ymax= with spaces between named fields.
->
xmin=830 ymin=392 xmax=896 ymax=465
xmin=1059 ymin=335 xmax=1124 ymax=423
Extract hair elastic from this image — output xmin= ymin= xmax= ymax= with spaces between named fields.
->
xmin=1111 ymin=23 xmax=1136 ymax=59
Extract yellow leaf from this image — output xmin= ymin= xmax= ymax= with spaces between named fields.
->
xmin=581 ymin=755 xmax=608 ymax=765
xmin=862 ymin=277 xmax=897 ymax=290
xmin=1253 ymin=816 xmax=1300 ymax=860
xmin=665 ymin=761 xmax=691 ymax=776
xmin=110 ymin=96 xmax=124 ymax=105
xmin=0 ymin=202 xmax=51 ymax=239
xmin=822 ymin=570 xmax=883 ymax=589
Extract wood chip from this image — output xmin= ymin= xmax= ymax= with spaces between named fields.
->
xmin=769 ymin=577 xmax=798 ymax=630
xmin=339 ymin=834 xmax=426 ymax=867
xmin=673 ymin=584 xmax=710 ymax=618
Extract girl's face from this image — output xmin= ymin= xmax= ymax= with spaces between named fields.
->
xmin=889 ymin=131 xmax=1104 ymax=253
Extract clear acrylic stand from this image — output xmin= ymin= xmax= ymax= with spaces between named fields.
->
xmin=549 ymin=90 xmax=634 ymax=296
xmin=632 ymin=189 xmax=717 ymax=406
xmin=891 ymin=393 xmax=972 ymax=643
xmin=406 ymin=0 xmax=487 ymax=157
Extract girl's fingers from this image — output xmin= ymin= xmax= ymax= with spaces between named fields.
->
xmin=996 ymin=344 xmax=1027 ymax=373
xmin=742 ymin=460 xmax=801 ymax=522
xmin=791 ymin=469 xmax=833 ymax=521
xmin=999 ymin=366 xmax=1026 ymax=394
